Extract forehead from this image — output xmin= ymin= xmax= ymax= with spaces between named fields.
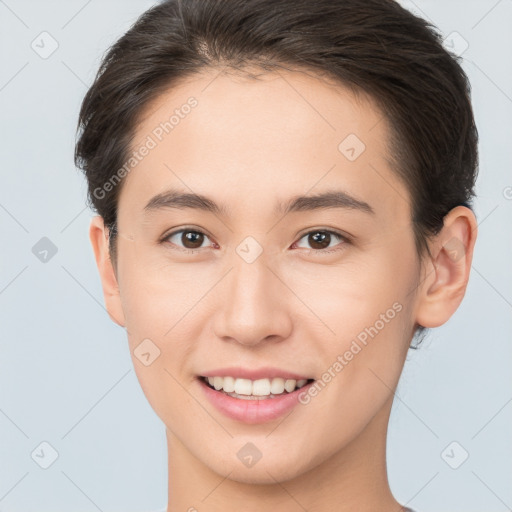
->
xmin=135 ymin=66 xmax=387 ymax=155
xmin=119 ymin=67 xmax=409 ymax=223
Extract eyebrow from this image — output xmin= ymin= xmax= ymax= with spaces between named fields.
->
xmin=143 ymin=188 xmax=375 ymax=217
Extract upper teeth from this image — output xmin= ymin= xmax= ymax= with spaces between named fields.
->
xmin=206 ymin=376 xmax=308 ymax=396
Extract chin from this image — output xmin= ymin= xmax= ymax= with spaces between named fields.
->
xmin=203 ymin=446 xmax=314 ymax=485
xmin=219 ymin=464 xmax=304 ymax=485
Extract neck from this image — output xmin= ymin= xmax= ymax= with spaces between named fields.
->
xmin=165 ymin=394 xmax=406 ymax=512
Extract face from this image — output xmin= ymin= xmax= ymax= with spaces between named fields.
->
xmin=101 ymin=67 xmax=424 ymax=483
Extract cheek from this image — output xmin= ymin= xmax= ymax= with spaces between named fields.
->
xmin=286 ymin=250 xmax=414 ymax=340
xmin=324 ymin=259 xmax=416 ymax=412
xmin=118 ymin=246 xmax=201 ymax=335
xmin=292 ymin=244 xmax=417 ymax=398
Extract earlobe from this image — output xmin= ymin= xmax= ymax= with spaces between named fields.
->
xmin=415 ymin=206 xmax=478 ymax=328
xmin=89 ymin=216 xmax=126 ymax=327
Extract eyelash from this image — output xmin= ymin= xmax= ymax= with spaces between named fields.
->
xmin=160 ymin=226 xmax=349 ymax=256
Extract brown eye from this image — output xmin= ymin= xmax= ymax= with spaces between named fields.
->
xmin=164 ymin=229 xmax=212 ymax=251
xmin=308 ymin=231 xmax=331 ymax=250
xmin=181 ymin=231 xmax=205 ymax=249
xmin=294 ymin=230 xmax=347 ymax=253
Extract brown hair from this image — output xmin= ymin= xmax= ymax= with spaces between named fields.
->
xmin=74 ymin=0 xmax=479 ymax=346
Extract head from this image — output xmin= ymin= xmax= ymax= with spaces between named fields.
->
xmin=76 ymin=0 xmax=478 ymax=484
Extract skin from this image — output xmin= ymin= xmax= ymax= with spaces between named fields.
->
xmin=89 ymin=67 xmax=477 ymax=512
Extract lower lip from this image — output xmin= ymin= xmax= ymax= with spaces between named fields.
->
xmin=197 ymin=377 xmax=314 ymax=424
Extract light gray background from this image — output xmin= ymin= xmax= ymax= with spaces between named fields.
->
xmin=0 ymin=1 xmax=511 ymax=511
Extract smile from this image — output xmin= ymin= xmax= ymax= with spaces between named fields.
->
xmin=197 ymin=370 xmax=316 ymax=424
xmin=201 ymin=375 xmax=314 ymax=400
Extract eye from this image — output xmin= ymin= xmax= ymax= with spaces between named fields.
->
xmin=292 ymin=229 xmax=348 ymax=254
xmin=162 ymin=228 xmax=217 ymax=252
xmin=161 ymin=227 xmax=348 ymax=255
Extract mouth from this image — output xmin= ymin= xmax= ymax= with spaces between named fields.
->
xmin=198 ymin=375 xmax=315 ymax=400
xmin=196 ymin=372 xmax=316 ymax=423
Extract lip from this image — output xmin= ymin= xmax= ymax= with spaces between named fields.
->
xmin=197 ymin=376 xmax=314 ymax=424
xmin=200 ymin=366 xmax=312 ymax=381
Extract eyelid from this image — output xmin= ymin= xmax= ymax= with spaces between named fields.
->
xmin=161 ymin=226 xmax=216 ymax=250
xmin=161 ymin=226 xmax=351 ymax=254
xmin=295 ymin=226 xmax=352 ymax=243
xmin=293 ymin=228 xmax=349 ymax=254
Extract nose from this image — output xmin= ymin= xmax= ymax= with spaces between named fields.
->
xmin=212 ymin=252 xmax=293 ymax=347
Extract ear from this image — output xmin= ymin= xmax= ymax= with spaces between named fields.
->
xmin=89 ymin=216 xmax=126 ymax=327
xmin=415 ymin=205 xmax=478 ymax=328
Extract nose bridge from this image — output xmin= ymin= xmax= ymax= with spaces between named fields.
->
xmin=213 ymin=240 xmax=292 ymax=346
